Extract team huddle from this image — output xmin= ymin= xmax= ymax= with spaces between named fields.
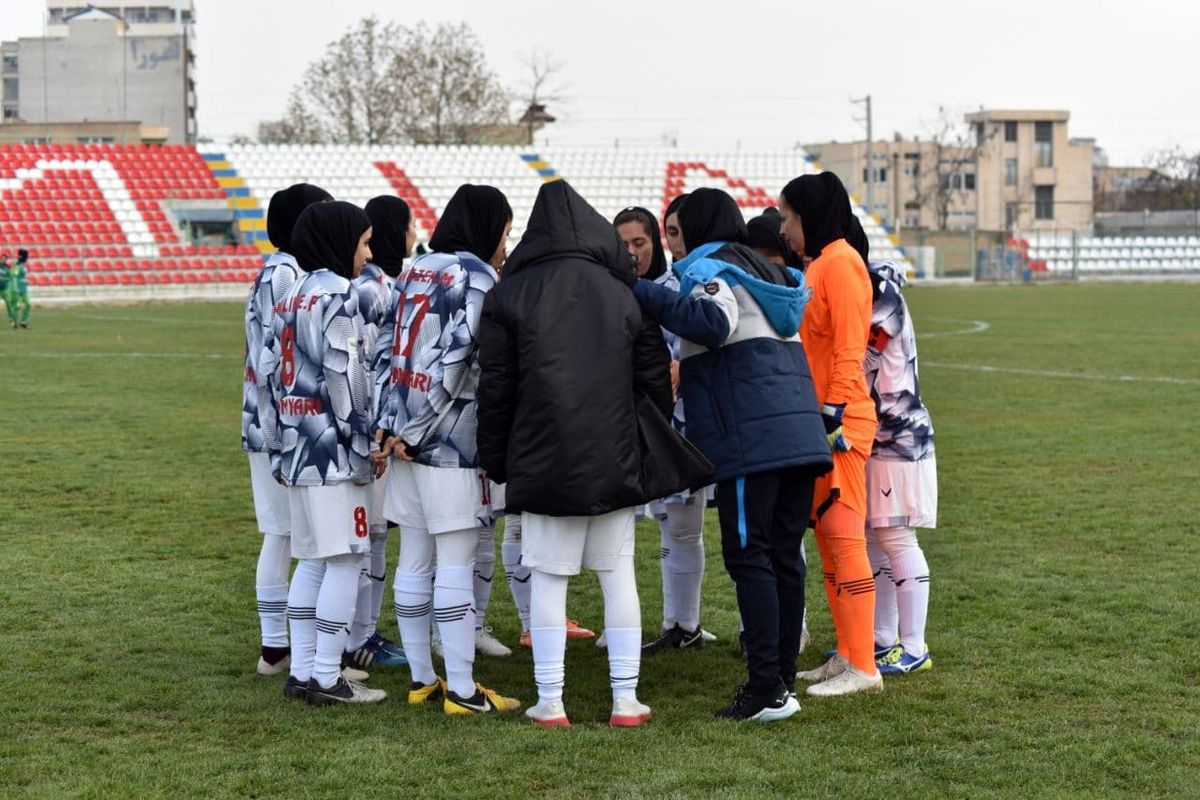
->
xmin=242 ymin=170 xmax=937 ymax=725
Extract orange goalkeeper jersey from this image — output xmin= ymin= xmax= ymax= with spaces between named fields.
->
xmin=801 ymin=238 xmax=878 ymax=516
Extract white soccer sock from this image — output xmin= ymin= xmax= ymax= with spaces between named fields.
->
xmin=502 ymin=541 xmax=531 ymax=632
xmin=256 ymin=534 xmax=292 ymax=648
xmin=394 ymin=570 xmax=435 ymax=685
xmin=345 ymin=553 xmax=374 ymax=653
xmin=286 ymin=559 xmax=324 ymax=682
xmin=368 ymin=531 xmax=389 ymax=631
xmin=473 ymin=527 xmax=496 ymax=628
xmin=598 ymin=555 xmax=641 ymax=702
xmin=669 ymin=541 xmax=704 ymax=634
xmin=530 ymin=568 xmax=569 ymax=704
xmin=435 ymin=565 xmax=478 ymax=698
xmin=313 ymin=555 xmax=360 ymax=689
xmin=877 ymin=526 xmax=930 ymax=655
xmin=657 ymin=521 xmax=677 ymax=629
xmin=867 ymin=534 xmax=899 ymax=648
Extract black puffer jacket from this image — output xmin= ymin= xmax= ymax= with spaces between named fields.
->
xmin=477 ymin=180 xmax=679 ymax=516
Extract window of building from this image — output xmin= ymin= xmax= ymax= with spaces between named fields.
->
xmin=1005 ymin=158 xmax=1018 ymax=186
xmin=1035 ymin=121 xmax=1053 ymax=167
xmin=1035 ymin=186 xmax=1054 ymax=220
xmin=1005 ymin=121 xmax=1018 ymax=142
xmin=77 ymin=136 xmax=116 ymax=144
xmin=861 ymin=166 xmax=888 ymax=184
xmin=903 ymin=152 xmax=920 ymax=177
xmin=964 ymin=173 xmax=976 ymax=191
xmin=3 ymin=78 xmax=18 ymax=102
xmin=2 ymin=54 xmax=17 ymax=72
xmin=1005 ymin=203 xmax=1018 ymax=229
xmin=3 ymin=107 xmax=19 ymax=120
xmin=22 ymin=137 xmax=51 ymax=145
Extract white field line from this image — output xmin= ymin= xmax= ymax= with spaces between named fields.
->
xmin=918 ymin=318 xmax=991 ymax=338
xmin=921 ymin=361 xmax=1200 ymax=386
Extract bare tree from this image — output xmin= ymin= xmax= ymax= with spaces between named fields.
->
xmin=1148 ymin=146 xmax=1200 ymax=211
xmin=400 ymin=22 xmax=512 ymax=145
xmin=514 ymin=49 xmax=565 ymax=145
xmin=908 ymin=107 xmax=992 ymax=229
xmin=278 ymin=16 xmax=406 ymax=145
xmin=277 ymin=18 xmax=510 ymax=145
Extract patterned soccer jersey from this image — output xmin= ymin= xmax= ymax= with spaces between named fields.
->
xmin=865 ymin=261 xmax=935 ymax=462
xmin=373 ymin=251 xmax=497 ymax=469
xmin=261 ymin=269 xmax=373 ymax=486
xmin=354 ymin=262 xmax=394 ymax=419
xmin=241 ymin=252 xmax=300 ymax=453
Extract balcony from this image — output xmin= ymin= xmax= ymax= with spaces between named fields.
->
xmin=1033 ymin=167 xmax=1057 ymax=186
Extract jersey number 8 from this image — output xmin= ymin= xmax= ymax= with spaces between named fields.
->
xmin=281 ymin=325 xmax=297 ymax=389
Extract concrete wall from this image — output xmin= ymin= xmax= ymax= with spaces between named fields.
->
xmin=11 ymin=16 xmax=189 ymax=143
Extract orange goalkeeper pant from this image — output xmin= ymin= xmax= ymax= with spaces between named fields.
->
xmin=814 ymin=500 xmax=877 ymax=674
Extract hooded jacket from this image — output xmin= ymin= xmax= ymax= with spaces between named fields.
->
xmin=634 ymin=240 xmax=833 ymax=483
xmin=477 ymin=180 xmax=700 ymax=516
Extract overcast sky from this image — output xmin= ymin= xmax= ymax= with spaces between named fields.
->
xmin=7 ymin=0 xmax=1198 ymax=164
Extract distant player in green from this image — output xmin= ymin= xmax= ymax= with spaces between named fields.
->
xmin=5 ymin=249 xmax=31 ymax=329
xmin=0 ymin=252 xmax=9 ymax=322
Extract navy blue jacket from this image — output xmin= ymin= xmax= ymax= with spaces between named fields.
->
xmin=633 ymin=242 xmax=833 ymax=483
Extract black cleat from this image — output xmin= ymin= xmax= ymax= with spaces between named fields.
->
xmin=714 ymin=681 xmax=800 ymax=723
xmin=643 ymin=624 xmax=704 ymax=655
xmin=283 ymin=675 xmax=308 ymax=700
xmin=306 ymin=676 xmax=387 ymax=706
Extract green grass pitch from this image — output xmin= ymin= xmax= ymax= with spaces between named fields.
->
xmin=1 ymin=282 xmax=1198 ymax=798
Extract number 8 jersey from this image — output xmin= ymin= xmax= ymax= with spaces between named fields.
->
xmin=373 ymin=251 xmax=498 ymax=469
xmin=261 ymin=269 xmax=374 ymax=486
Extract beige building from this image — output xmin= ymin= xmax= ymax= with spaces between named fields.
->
xmin=2 ymin=2 xmax=196 ymax=143
xmin=804 ymin=109 xmax=1095 ymax=233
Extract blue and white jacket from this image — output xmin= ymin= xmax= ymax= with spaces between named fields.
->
xmin=633 ymin=241 xmax=832 ymax=484
xmin=353 ymin=262 xmax=394 ymax=421
xmin=242 ymin=252 xmax=300 ymax=453
xmin=373 ymin=251 xmax=498 ymax=469
xmin=260 ymin=270 xmax=373 ymax=486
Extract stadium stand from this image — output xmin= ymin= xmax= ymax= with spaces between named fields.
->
xmin=1022 ymin=232 xmax=1200 ymax=275
xmin=44 ymin=141 xmax=1171 ymax=296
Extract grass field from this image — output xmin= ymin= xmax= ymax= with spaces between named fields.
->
xmin=1 ymin=282 xmax=1198 ymax=799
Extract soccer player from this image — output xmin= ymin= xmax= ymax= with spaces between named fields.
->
xmin=780 ymin=172 xmax=884 ymax=697
xmin=615 ymin=205 xmax=711 ymax=654
xmin=632 ymin=188 xmax=831 ymax=723
xmin=243 ymin=183 xmax=331 ymax=677
xmin=0 ymin=252 xmax=10 ymax=323
xmin=260 ymin=200 xmax=386 ymax=705
xmin=863 ymin=256 xmax=937 ymax=676
xmin=479 ymin=180 xmax=701 ymax=729
xmin=5 ymin=249 xmax=31 ymax=329
xmin=375 ymin=184 xmax=520 ymax=716
xmin=341 ymin=195 xmax=415 ymax=672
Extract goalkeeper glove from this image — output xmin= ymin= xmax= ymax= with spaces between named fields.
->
xmin=821 ymin=403 xmax=852 ymax=453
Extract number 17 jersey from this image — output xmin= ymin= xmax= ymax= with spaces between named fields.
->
xmin=373 ymin=251 xmax=498 ymax=469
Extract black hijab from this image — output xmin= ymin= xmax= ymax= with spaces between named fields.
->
xmin=746 ymin=207 xmax=801 ymax=268
xmin=678 ymin=188 xmax=747 ymax=253
xmin=845 ymin=213 xmax=870 ymax=266
xmin=364 ymin=195 xmax=413 ymax=278
xmin=429 ymin=184 xmax=512 ymax=263
xmin=663 ymin=193 xmax=689 ymax=226
xmin=290 ymin=201 xmax=372 ymax=279
xmin=613 ymin=206 xmax=666 ymax=280
xmin=267 ymin=183 xmax=332 ymax=251
xmin=780 ymin=171 xmax=856 ymax=260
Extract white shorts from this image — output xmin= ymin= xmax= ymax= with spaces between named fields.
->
xmin=288 ymin=483 xmax=373 ymax=561
xmin=866 ymin=455 xmax=938 ymax=530
xmin=383 ymin=459 xmax=490 ymax=535
xmin=367 ymin=477 xmax=389 ymax=535
xmin=521 ymin=508 xmax=636 ymax=576
xmin=248 ymin=452 xmax=290 ymax=536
